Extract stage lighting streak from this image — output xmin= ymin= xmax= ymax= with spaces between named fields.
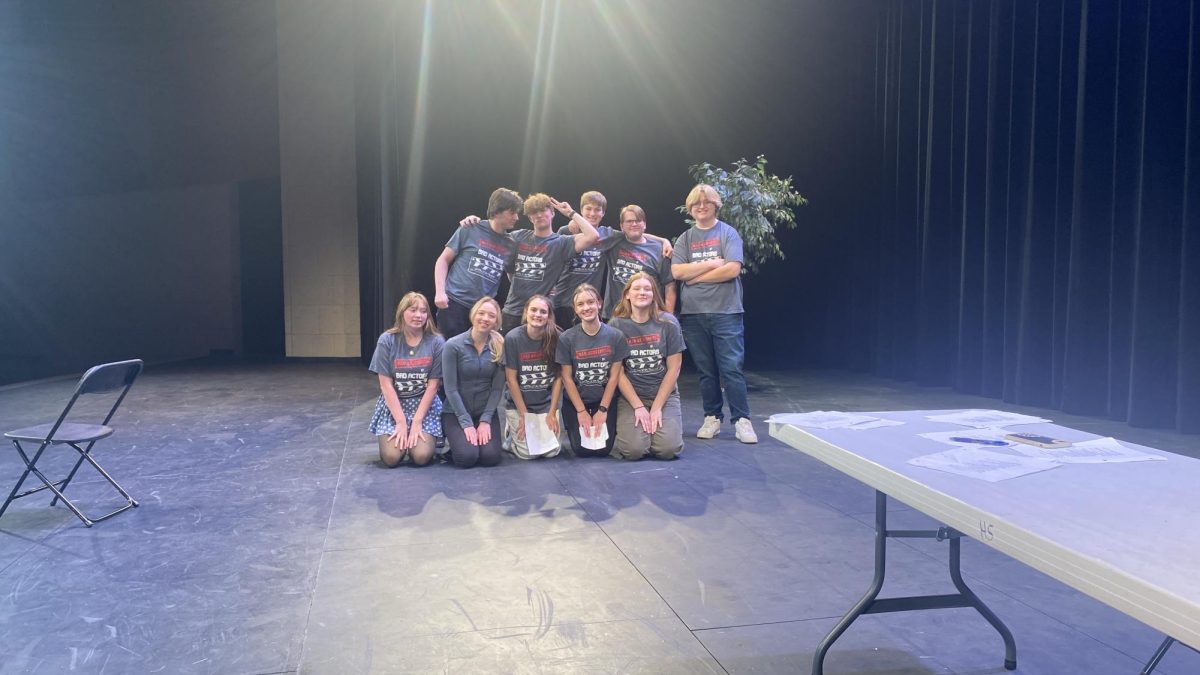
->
xmin=518 ymin=0 xmax=562 ymax=191
xmin=592 ymin=0 xmax=696 ymax=152
xmin=486 ymin=0 xmax=534 ymax=57
xmin=398 ymin=0 xmax=435 ymax=279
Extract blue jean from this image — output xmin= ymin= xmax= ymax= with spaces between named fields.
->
xmin=679 ymin=313 xmax=750 ymax=422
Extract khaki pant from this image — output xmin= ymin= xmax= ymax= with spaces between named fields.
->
xmin=504 ymin=407 xmax=563 ymax=459
xmin=614 ymin=392 xmax=683 ymax=460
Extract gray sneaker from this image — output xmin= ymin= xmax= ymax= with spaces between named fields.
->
xmin=734 ymin=418 xmax=759 ymax=444
xmin=696 ymin=415 xmax=721 ymax=439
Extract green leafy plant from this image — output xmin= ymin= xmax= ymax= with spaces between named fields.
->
xmin=678 ymin=155 xmax=807 ymax=274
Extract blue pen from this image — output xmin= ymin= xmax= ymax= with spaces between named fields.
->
xmin=950 ymin=436 xmax=1010 ymax=446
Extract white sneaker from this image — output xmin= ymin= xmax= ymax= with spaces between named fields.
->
xmin=696 ymin=415 xmax=721 ymax=439
xmin=734 ymin=418 xmax=759 ymax=444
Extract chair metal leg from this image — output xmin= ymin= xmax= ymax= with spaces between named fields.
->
xmin=0 ymin=440 xmax=51 ymax=519
xmin=67 ymin=442 xmax=138 ymax=522
xmin=49 ymin=441 xmax=94 ymax=507
xmin=2 ymin=439 xmax=137 ymax=527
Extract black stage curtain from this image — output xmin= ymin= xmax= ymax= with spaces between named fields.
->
xmin=863 ymin=0 xmax=1199 ymax=432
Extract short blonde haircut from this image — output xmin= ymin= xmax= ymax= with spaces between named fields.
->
xmin=685 ymin=184 xmax=722 ymax=211
xmin=523 ymin=192 xmax=553 ymax=215
xmin=580 ymin=191 xmax=607 ymax=210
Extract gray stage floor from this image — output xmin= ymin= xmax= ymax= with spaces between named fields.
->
xmin=0 ymin=361 xmax=1197 ymax=674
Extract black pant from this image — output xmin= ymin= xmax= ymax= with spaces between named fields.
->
xmin=561 ymin=401 xmax=618 ymax=457
xmin=442 ymin=412 xmax=502 ymax=468
xmin=501 ymin=312 xmax=523 ymax=335
xmin=554 ymin=306 xmax=578 ymax=331
xmin=437 ymin=300 xmax=471 ymax=339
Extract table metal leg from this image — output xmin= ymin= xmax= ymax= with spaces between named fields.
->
xmin=811 ymin=490 xmax=1017 ymax=674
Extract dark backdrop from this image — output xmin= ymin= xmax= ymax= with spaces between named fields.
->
xmin=850 ymin=0 xmax=1199 ymax=432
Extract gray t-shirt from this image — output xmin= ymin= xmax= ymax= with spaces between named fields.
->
xmin=671 ymin=220 xmax=744 ymax=314
xmin=443 ymin=221 xmax=518 ymax=307
xmin=503 ymin=326 xmax=558 ymax=413
xmin=552 ymin=225 xmax=621 ymax=308
xmin=554 ymin=323 xmax=630 ymax=404
xmin=502 ymin=229 xmax=579 ymax=317
xmin=602 ymin=238 xmax=673 ymax=318
xmin=441 ymin=331 xmax=506 ymax=429
xmin=368 ymin=332 xmax=445 ymax=398
xmin=608 ymin=313 xmax=686 ymax=400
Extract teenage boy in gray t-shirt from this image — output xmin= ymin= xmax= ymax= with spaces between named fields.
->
xmin=670 ymin=184 xmax=757 ymax=444
xmin=602 ymin=204 xmax=675 ymax=319
xmin=434 ymin=188 xmax=522 ymax=338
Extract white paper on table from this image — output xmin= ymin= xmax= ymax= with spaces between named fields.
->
xmin=768 ymin=411 xmax=884 ymax=429
xmin=523 ymin=413 xmax=559 ymax=456
xmin=908 ymin=447 xmax=1061 ymax=482
xmin=925 ymin=409 xmax=1052 ymax=429
xmin=846 ymin=418 xmax=905 ymax=430
xmin=579 ymin=423 xmax=609 ymax=450
xmin=919 ymin=428 xmax=1015 ymax=448
xmin=1008 ymin=436 xmax=1166 ymax=464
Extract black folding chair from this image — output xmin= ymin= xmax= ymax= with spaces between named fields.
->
xmin=1 ymin=359 xmax=143 ymax=527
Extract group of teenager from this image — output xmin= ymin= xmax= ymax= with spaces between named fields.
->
xmin=367 ymin=185 xmax=757 ymax=469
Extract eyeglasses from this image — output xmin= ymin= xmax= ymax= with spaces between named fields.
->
xmin=691 ymin=201 xmax=717 ymax=209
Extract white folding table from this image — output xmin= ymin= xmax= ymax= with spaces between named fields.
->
xmin=770 ymin=410 xmax=1200 ymax=675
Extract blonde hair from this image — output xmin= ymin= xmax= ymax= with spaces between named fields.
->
xmin=469 ymin=296 xmax=505 ymax=364
xmin=611 ymin=272 xmax=667 ymax=321
xmin=685 ymin=184 xmax=722 ymax=211
xmin=387 ymin=292 xmax=439 ymax=337
xmin=523 ymin=192 xmax=553 ymax=215
xmin=580 ymin=191 xmax=607 ymax=210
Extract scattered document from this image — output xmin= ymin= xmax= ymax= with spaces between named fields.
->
xmin=925 ymin=409 xmax=1051 ymax=429
xmin=845 ymin=418 xmax=906 ymax=430
xmin=1009 ymin=437 xmax=1166 ymax=464
xmin=578 ymin=423 xmax=610 ymax=451
xmin=769 ymin=411 xmax=904 ymax=430
xmin=523 ymin=413 xmax=559 ymax=457
xmin=908 ymin=447 xmax=1061 ymax=482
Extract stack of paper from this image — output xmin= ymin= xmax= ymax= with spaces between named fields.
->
xmin=769 ymin=411 xmax=905 ymax=430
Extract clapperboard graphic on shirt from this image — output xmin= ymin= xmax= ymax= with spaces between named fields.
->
xmin=468 ymin=251 xmax=506 ymax=283
xmin=392 ymin=356 xmax=431 ymax=397
xmin=625 ymin=353 xmax=664 ymax=375
xmin=518 ymin=351 xmax=553 ymax=391
xmin=574 ymin=362 xmax=609 ymax=386
xmin=518 ymin=369 xmax=554 ymax=391
xmin=514 ymin=258 xmax=548 ymax=281
xmin=566 ymin=248 xmax=602 ymax=275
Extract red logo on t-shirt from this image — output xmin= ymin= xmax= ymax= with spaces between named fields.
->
xmin=394 ymin=356 xmax=432 ymax=368
xmin=519 ymin=350 xmax=544 ymax=362
xmin=626 ymin=334 xmax=661 ymax=346
xmin=479 ymin=238 xmax=510 ymax=254
xmin=575 ymin=346 xmax=613 ymax=359
xmin=691 ymin=238 xmax=720 ymax=250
